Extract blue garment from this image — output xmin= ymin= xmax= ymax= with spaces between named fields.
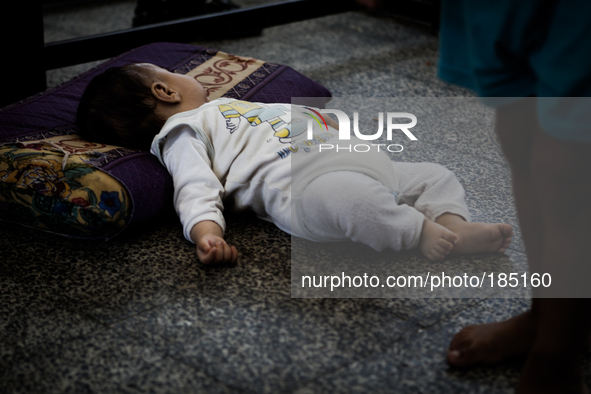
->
xmin=438 ymin=0 xmax=591 ymax=141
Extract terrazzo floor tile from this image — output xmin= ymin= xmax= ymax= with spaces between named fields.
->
xmin=0 ymin=213 xmax=291 ymax=327
xmin=463 ymin=169 xmax=525 ymax=253
xmin=166 ymin=211 xmax=293 ymax=300
xmin=43 ymin=0 xmax=136 ymax=43
xmin=0 ymin=280 xmax=102 ymax=361
xmin=0 ymin=220 xmax=192 ymax=325
xmin=369 ymin=298 xmax=482 ymax=328
xmin=321 ymin=62 xmax=473 ymax=98
xmin=2 ymin=327 xmax=236 ymax=394
xmin=387 ymin=141 xmax=508 ymax=186
xmin=415 ymin=98 xmax=507 ymax=165
xmin=197 ymin=12 xmax=435 ymax=74
xmin=294 ymin=297 xmax=533 ymax=394
xmin=328 ymin=96 xmax=462 ymax=118
xmin=115 ymin=295 xmax=418 ymax=393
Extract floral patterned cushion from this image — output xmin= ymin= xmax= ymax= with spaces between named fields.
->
xmin=0 ymin=135 xmax=131 ymax=239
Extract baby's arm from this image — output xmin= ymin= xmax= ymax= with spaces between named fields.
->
xmin=160 ymin=127 xmax=239 ymax=263
xmin=190 ymin=220 xmax=238 ymax=264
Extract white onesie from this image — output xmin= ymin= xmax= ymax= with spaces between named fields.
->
xmin=150 ymin=98 xmax=470 ymax=251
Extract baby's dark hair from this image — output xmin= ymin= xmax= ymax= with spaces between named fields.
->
xmin=77 ymin=64 xmax=165 ymax=151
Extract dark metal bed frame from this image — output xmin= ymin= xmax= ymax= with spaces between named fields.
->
xmin=5 ymin=0 xmax=438 ymax=108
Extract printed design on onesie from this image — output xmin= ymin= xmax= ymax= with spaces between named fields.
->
xmin=217 ymin=101 xmax=336 ymax=159
xmin=218 ymin=101 xmax=291 ymax=138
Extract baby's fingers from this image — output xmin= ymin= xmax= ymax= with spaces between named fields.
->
xmin=213 ymin=241 xmax=224 ymax=262
xmin=221 ymin=242 xmax=233 ymax=262
xmin=230 ymin=245 xmax=238 ymax=264
xmin=221 ymin=244 xmax=238 ymax=264
xmin=210 ymin=241 xmax=237 ymax=264
xmin=197 ymin=243 xmax=217 ymax=264
xmin=197 ymin=238 xmax=238 ymax=264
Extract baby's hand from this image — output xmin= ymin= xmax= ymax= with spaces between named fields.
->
xmin=197 ymin=234 xmax=238 ymax=264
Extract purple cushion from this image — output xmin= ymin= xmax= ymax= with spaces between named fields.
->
xmin=0 ymin=42 xmax=331 ymax=239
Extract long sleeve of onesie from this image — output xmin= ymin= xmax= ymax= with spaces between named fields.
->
xmin=161 ymin=127 xmax=226 ymax=242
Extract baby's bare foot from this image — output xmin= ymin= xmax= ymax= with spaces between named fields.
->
xmin=448 ymin=310 xmax=535 ymax=367
xmin=436 ymin=214 xmax=513 ymax=255
xmin=420 ymin=218 xmax=458 ymax=261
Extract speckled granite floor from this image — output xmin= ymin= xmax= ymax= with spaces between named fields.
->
xmin=3 ymin=1 xmax=590 ymax=393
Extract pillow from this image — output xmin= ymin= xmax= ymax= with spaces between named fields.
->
xmin=0 ymin=134 xmax=131 ymax=238
xmin=0 ymin=42 xmax=331 ymax=240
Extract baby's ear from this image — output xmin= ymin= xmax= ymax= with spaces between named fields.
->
xmin=151 ymin=82 xmax=180 ymax=103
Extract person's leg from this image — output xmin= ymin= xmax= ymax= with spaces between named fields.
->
xmin=519 ymin=300 xmax=591 ymax=394
xmin=393 ymin=161 xmax=513 ymax=255
xmin=449 ymin=99 xmax=591 ymax=392
xmin=448 ymin=98 xmax=542 ymax=366
xmin=299 ymin=171 xmax=458 ymax=261
xmin=517 ymin=126 xmax=591 ymax=393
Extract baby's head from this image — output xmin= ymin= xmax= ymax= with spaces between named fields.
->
xmin=77 ymin=63 xmax=208 ymax=150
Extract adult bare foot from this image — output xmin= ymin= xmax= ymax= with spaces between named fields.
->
xmin=436 ymin=214 xmax=513 ymax=255
xmin=420 ymin=218 xmax=458 ymax=261
xmin=448 ymin=310 xmax=536 ymax=367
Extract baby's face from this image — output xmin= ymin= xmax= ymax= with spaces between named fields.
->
xmin=140 ymin=63 xmax=209 ymax=108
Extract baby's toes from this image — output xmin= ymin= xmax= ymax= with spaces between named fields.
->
xmin=434 ymin=242 xmax=453 ymax=256
xmin=426 ymin=250 xmax=446 ymax=262
xmin=498 ymin=236 xmax=512 ymax=253
xmin=438 ymin=237 xmax=455 ymax=252
xmin=442 ymin=231 xmax=459 ymax=246
xmin=500 ymin=224 xmax=514 ymax=238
